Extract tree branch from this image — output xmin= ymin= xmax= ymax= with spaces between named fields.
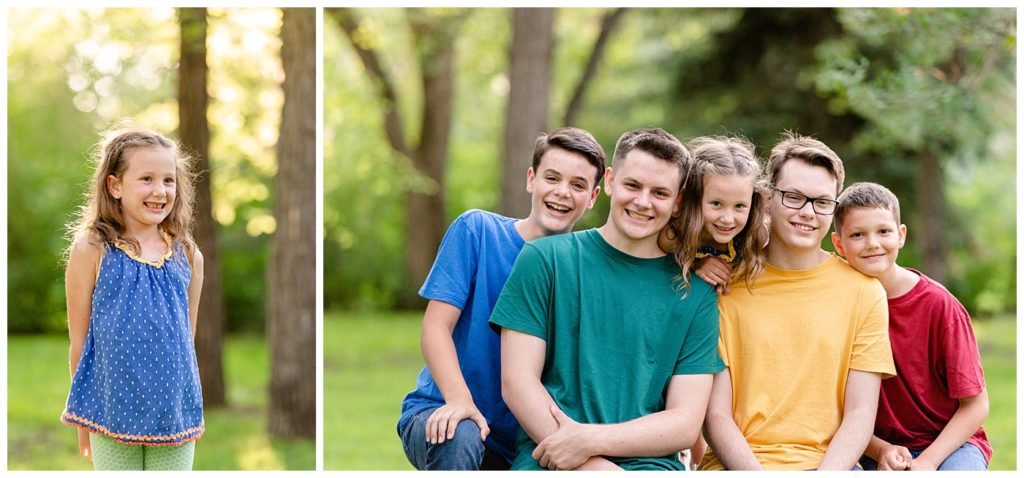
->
xmin=332 ymin=8 xmax=412 ymax=158
xmin=562 ymin=8 xmax=627 ymax=127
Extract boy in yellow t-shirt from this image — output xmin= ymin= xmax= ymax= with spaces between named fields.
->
xmin=699 ymin=133 xmax=896 ymax=471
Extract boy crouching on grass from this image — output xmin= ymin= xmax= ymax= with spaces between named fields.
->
xmin=831 ymin=182 xmax=991 ymax=471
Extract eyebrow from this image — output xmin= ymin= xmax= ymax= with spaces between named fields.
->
xmin=544 ymin=168 xmax=591 ymax=184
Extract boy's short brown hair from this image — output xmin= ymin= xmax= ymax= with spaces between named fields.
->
xmin=834 ymin=182 xmax=902 ymax=233
xmin=533 ymin=127 xmax=607 ymax=187
xmin=767 ymin=132 xmax=845 ymax=196
xmin=610 ymin=128 xmax=691 ymax=184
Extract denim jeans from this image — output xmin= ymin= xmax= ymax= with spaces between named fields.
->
xmin=398 ymin=407 xmax=510 ymax=470
xmin=859 ymin=442 xmax=988 ymax=471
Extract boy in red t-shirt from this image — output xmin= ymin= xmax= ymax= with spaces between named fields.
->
xmin=831 ymin=182 xmax=991 ymax=471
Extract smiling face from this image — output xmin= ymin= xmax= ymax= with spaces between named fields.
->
xmin=602 ymin=149 xmax=681 ymax=254
xmin=831 ymin=206 xmax=906 ymax=279
xmin=106 ymin=146 xmax=177 ymax=235
xmin=767 ymin=159 xmax=838 ymax=257
xmin=701 ymin=174 xmax=754 ymax=247
xmin=524 ymin=147 xmax=601 ymax=238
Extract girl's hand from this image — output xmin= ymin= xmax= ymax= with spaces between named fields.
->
xmin=694 ymin=257 xmax=731 ymax=293
xmin=77 ymin=429 xmax=92 ymax=461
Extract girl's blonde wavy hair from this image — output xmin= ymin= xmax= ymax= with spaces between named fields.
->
xmin=669 ymin=136 xmax=769 ymax=293
xmin=66 ymin=126 xmax=197 ymax=259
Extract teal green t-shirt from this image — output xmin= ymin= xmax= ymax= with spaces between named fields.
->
xmin=489 ymin=229 xmax=724 ymax=470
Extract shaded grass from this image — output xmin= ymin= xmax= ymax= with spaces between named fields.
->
xmin=324 ymin=311 xmax=1016 ymax=470
xmin=7 ymin=334 xmax=315 ymax=470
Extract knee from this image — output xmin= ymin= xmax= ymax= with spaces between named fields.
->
xmin=423 ymin=420 xmax=486 ymax=470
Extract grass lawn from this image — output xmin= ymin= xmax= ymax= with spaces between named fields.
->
xmin=324 ymin=311 xmax=1016 ymax=470
xmin=7 ymin=334 xmax=315 ymax=470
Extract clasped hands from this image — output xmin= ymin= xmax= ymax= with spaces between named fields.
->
xmin=532 ymin=406 xmax=622 ymax=471
xmin=877 ymin=444 xmax=937 ymax=471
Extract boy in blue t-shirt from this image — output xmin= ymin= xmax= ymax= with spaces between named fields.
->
xmin=397 ymin=127 xmax=606 ymax=470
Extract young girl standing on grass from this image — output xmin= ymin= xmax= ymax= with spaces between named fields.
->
xmin=61 ymin=127 xmax=205 ymax=470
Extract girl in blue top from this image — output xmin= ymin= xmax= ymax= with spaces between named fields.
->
xmin=61 ymin=127 xmax=205 ymax=470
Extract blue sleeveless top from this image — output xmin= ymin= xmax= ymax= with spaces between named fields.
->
xmin=61 ymin=239 xmax=204 ymax=446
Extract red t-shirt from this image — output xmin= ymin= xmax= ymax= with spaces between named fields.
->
xmin=875 ymin=269 xmax=991 ymax=463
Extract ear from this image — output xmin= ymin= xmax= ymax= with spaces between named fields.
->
xmin=602 ymin=167 xmax=614 ymax=197
xmin=107 ymin=174 xmax=122 ymax=200
xmin=831 ymin=231 xmax=846 ymax=257
xmin=525 ymin=167 xmax=536 ymax=194
xmin=672 ymin=191 xmax=683 ymax=214
xmin=586 ymin=186 xmax=601 ymax=210
xmin=897 ymin=224 xmax=908 ymax=249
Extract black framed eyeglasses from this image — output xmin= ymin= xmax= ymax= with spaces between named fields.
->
xmin=772 ymin=187 xmax=839 ymax=215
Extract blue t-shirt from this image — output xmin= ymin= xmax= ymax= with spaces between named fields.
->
xmin=398 ymin=209 xmax=525 ymax=462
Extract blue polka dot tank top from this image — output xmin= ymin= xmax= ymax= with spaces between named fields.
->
xmin=61 ymin=238 xmax=204 ymax=446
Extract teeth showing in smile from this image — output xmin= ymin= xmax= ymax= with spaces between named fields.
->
xmin=714 ymin=224 xmax=735 ymax=232
xmin=626 ymin=210 xmax=652 ymax=222
xmin=145 ymin=202 xmax=166 ymax=210
xmin=793 ymin=223 xmax=815 ymax=232
xmin=546 ymin=202 xmax=570 ymax=213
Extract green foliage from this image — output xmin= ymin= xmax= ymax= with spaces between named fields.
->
xmin=7 ymin=9 xmax=283 ymax=333
xmin=326 ymin=8 xmax=1014 ymax=315
xmin=814 ymin=8 xmax=1016 ymax=313
xmin=324 ymin=310 xmax=1017 ymax=470
xmin=7 ymin=334 xmax=315 ymax=470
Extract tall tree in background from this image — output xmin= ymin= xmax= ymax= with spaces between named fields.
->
xmin=500 ymin=8 xmax=627 ymax=219
xmin=178 ymin=7 xmax=226 ymax=408
xmin=499 ymin=8 xmax=554 ymax=219
xmin=268 ymin=7 xmax=316 ymax=439
xmin=334 ymin=8 xmax=464 ymax=309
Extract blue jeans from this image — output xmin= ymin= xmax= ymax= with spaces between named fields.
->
xmin=860 ymin=442 xmax=988 ymax=471
xmin=398 ymin=407 xmax=510 ymax=470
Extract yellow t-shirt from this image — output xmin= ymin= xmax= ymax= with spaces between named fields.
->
xmin=701 ymin=254 xmax=896 ymax=470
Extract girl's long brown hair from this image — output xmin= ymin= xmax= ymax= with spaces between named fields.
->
xmin=66 ymin=126 xmax=197 ymax=259
xmin=669 ymin=136 xmax=769 ymax=293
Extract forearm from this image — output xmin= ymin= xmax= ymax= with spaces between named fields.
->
xmin=703 ymin=411 xmax=761 ymax=470
xmin=916 ymin=391 xmax=989 ymax=468
xmin=421 ymin=326 xmax=474 ymax=404
xmin=583 ymin=408 xmax=696 ymax=458
xmin=503 ymin=373 xmax=560 ymax=444
xmin=820 ymin=406 xmax=875 ymax=469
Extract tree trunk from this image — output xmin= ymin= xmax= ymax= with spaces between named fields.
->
xmin=916 ymin=148 xmax=947 ymax=283
xmin=177 ymin=7 xmax=225 ymax=408
xmin=267 ymin=7 xmax=317 ymax=439
xmin=563 ymin=8 xmax=626 ymax=127
xmin=397 ymin=14 xmax=459 ymax=310
xmin=500 ymin=8 xmax=554 ymax=219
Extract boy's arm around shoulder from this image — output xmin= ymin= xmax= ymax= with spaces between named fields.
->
xmin=187 ymin=247 xmax=204 ymax=338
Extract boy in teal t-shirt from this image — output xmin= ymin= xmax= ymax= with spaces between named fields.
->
xmin=490 ymin=128 xmax=724 ymax=471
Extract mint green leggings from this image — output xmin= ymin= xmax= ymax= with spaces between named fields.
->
xmin=90 ymin=433 xmax=196 ymax=470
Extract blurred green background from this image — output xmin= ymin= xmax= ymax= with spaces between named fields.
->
xmin=7 ymin=8 xmax=314 ymax=470
xmin=323 ymin=7 xmax=1016 ymax=470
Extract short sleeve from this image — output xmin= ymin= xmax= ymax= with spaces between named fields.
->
xmin=419 ymin=212 xmax=480 ymax=309
xmin=674 ymin=286 xmax=726 ymax=375
xmin=488 ymin=243 xmax=552 ymax=340
xmin=850 ymin=281 xmax=896 ymax=378
xmin=938 ymin=296 xmax=986 ymax=398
